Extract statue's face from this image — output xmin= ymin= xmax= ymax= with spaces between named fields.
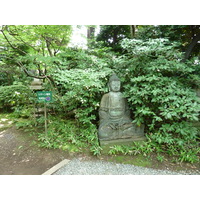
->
xmin=110 ymin=81 xmax=121 ymax=92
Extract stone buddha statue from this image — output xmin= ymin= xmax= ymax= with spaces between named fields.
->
xmin=98 ymin=74 xmax=144 ymax=143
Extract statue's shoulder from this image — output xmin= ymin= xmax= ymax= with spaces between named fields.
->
xmin=102 ymin=93 xmax=109 ymax=98
xmin=101 ymin=93 xmax=109 ymax=101
xmin=100 ymin=93 xmax=109 ymax=107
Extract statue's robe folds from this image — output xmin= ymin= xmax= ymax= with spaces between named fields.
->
xmin=98 ymin=92 xmax=143 ymax=141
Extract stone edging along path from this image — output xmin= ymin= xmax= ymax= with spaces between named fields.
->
xmin=42 ymin=159 xmax=70 ymax=175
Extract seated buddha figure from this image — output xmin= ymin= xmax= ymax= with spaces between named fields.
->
xmin=98 ymin=74 xmax=144 ymax=141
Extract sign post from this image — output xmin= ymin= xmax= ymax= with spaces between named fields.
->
xmin=44 ymin=102 xmax=47 ymax=136
xmin=36 ymin=91 xmax=53 ymax=137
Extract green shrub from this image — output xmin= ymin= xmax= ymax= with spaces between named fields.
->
xmin=0 ymin=85 xmax=33 ymax=111
xmin=111 ymin=38 xmax=200 ymax=162
xmin=50 ymin=67 xmax=112 ymax=126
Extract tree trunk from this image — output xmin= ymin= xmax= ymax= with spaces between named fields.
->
xmin=45 ymin=38 xmax=53 ymax=57
xmin=113 ymin=29 xmax=118 ymax=45
xmin=87 ymin=26 xmax=95 ymax=48
xmin=87 ymin=27 xmax=95 ymax=39
xmin=183 ymin=32 xmax=200 ymax=61
xmin=130 ymin=25 xmax=136 ymax=38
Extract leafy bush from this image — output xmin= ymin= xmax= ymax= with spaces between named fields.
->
xmin=52 ymin=68 xmax=112 ymax=123
xmin=0 ymin=85 xmax=33 ymax=112
xmin=45 ymin=48 xmax=114 ymax=127
xmin=111 ymin=38 xmax=200 ymax=162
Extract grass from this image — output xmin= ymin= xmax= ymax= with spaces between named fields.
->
xmin=0 ymin=113 xmax=15 ymax=131
xmin=108 ymin=154 xmax=153 ymax=168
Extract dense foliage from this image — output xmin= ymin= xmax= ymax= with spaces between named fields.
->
xmin=112 ymin=38 xmax=200 ymax=162
xmin=0 ymin=85 xmax=32 ymax=110
xmin=96 ymin=25 xmax=132 ymax=52
xmin=0 ymin=25 xmax=199 ymax=163
xmin=0 ymin=25 xmax=72 ymax=86
xmin=0 ymin=84 xmax=35 ymax=119
xmin=136 ymin=25 xmax=200 ymax=59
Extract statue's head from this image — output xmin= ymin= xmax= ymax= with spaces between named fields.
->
xmin=109 ymin=74 xmax=121 ymax=92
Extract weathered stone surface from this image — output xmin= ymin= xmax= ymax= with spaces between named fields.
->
xmin=99 ymin=136 xmax=146 ymax=146
xmin=29 ymin=78 xmax=43 ymax=90
xmin=98 ymin=74 xmax=145 ymax=145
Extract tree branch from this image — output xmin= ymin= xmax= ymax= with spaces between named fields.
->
xmin=0 ymin=27 xmax=27 ymax=55
xmin=17 ymin=61 xmax=56 ymax=87
xmin=9 ymin=31 xmax=38 ymax=53
xmin=45 ymin=37 xmax=53 ymax=57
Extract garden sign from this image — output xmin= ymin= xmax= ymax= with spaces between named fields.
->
xmin=36 ymin=91 xmax=53 ymax=102
xmin=36 ymin=91 xmax=53 ymax=136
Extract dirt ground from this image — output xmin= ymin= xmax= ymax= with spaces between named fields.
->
xmin=0 ymin=121 xmax=199 ymax=175
xmin=0 ymin=125 xmax=74 ymax=175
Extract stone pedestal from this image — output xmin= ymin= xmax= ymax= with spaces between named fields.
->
xmin=99 ymin=135 xmax=146 ymax=146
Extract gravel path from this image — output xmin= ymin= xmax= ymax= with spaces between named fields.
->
xmin=53 ymin=158 xmax=199 ymax=175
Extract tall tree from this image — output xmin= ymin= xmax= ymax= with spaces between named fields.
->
xmin=183 ymin=25 xmax=200 ymax=61
xmin=130 ymin=25 xmax=136 ymax=38
xmin=136 ymin=25 xmax=200 ymax=61
xmin=0 ymin=25 xmax=72 ymax=83
xmin=87 ymin=25 xmax=96 ymax=49
xmin=96 ymin=25 xmax=132 ymax=52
